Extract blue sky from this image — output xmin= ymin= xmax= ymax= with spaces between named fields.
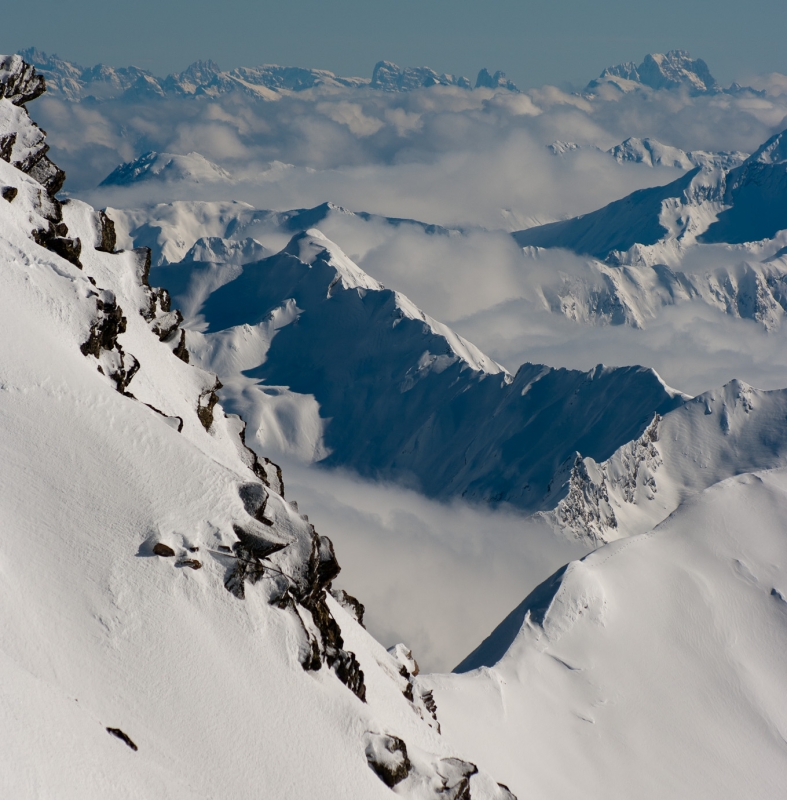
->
xmin=3 ymin=0 xmax=785 ymax=88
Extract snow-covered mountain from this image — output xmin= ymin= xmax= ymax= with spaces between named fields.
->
xmin=16 ymin=48 xmax=370 ymax=100
xmin=433 ymin=466 xmax=787 ymax=798
xmin=474 ymin=69 xmax=519 ymax=92
xmin=371 ymin=61 xmax=472 ymax=91
xmin=5 ymin=51 xmax=787 ymax=800
xmin=548 ymin=136 xmax=748 ymax=170
xmin=100 ymin=150 xmax=232 ymax=186
xmin=548 ymin=380 xmax=787 ymax=542
xmin=585 ymin=49 xmax=762 ymax=96
xmin=511 ymin=133 xmax=787 ymax=330
xmin=16 ymin=48 xmax=522 ymax=101
xmin=514 ymin=126 xmax=787 ymax=260
xmin=105 ymin=199 xmax=459 ymax=268
xmin=607 ymin=136 xmax=748 ymax=170
xmin=148 ymin=226 xmax=685 ymax=511
xmin=0 ymin=54 xmax=517 ymax=800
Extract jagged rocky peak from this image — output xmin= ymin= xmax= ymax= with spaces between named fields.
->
xmin=169 ymin=59 xmax=222 ymax=89
xmin=371 ymin=60 xmax=471 ymax=91
xmin=601 ymin=50 xmax=717 ymax=93
xmin=475 ymin=68 xmax=519 ymax=92
xmin=585 ymin=49 xmax=747 ymax=95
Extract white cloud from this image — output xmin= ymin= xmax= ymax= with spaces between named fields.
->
xmin=281 ymin=460 xmax=587 ymax=673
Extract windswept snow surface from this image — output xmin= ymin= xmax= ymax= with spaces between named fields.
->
xmin=431 ymin=467 xmax=787 ymax=799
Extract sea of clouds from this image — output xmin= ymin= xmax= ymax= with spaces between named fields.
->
xmin=36 ymin=66 xmax=787 ymax=668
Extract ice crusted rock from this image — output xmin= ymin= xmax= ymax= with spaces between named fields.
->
xmin=365 ymin=732 xmax=411 ymax=787
xmin=0 ymin=54 xmax=46 ymax=105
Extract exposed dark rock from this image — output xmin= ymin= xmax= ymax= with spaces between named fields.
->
xmin=233 ymin=524 xmax=288 ymax=560
xmin=495 ymin=784 xmax=518 ymax=800
xmin=79 ymin=292 xmax=139 ymax=395
xmin=106 ymin=727 xmax=138 ymax=751
xmin=95 ymin=210 xmax=117 ymax=252
xmin=0 ymin=133 xmax=15 ymax=162
xmin=293 ymin=532 xmax=366 ymax=700
xmin=237 ymin=420 xmax=283 ymax=489
xmin=364 ymin=733 xmax=411 ymax=787
xmin=172 ymin=328 xmax=190 ymax=363
xmin=331 ymin=589 xmax=365 ymax=627
xmin=306 ymin=594 xmax=366 ymax=700
xmin=2 ymin=186 xmax=17 ymax=202
xmin=152 ymin=542 xmax=175 ymax=557
xmin=197 ymin=379 xmax=222 ymax=430
xmin=421 ymin=689 xmax=438 ymax=722
xmin=402 ymin=671 xmax=414 ymax=702
xmin=154 ymin=287 xmax=172 ymax=314
xmin=176 ymin=558 xmax=202 ymax=570
xmin=27 ymin=150 xmax=66 ymax=196
xmin=217 ymin=545 xmax=232 ymax=553
xmin=0 ymin=55 xmax=46 ymax=105
xmin=34 ymin=228 xmax=82 ymax=268
xmin=303 ymin=533 xmax=341 ymax=604
xmin=475 ymin=68 xmax=519 ymax=92
xmin=80 ymin=294 xmax=127 ymax=357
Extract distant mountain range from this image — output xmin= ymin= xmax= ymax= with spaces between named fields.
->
xmin=16 ymin=47 xmax=520 ymax=101
xmin=16 ymin=46 xmax=764 ymax=103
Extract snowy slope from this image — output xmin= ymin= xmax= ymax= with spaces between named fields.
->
xmin=0 ymin=58 xmax=514 ymax=800
xmin=429 ymin=467 xmax=787 ymax=799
